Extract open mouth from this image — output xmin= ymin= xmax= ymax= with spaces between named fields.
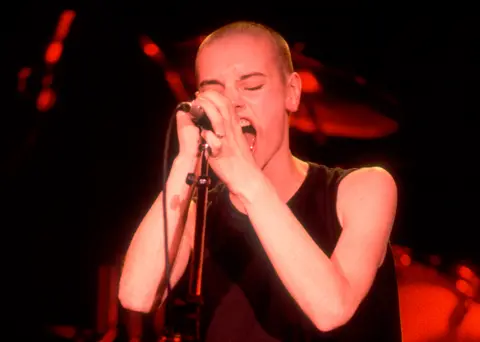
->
xmin=240 ymin=120 xmax=257 ymax=152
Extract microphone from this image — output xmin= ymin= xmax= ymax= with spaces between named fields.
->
xmin=176 ymin=102 xmax=213 ymax=131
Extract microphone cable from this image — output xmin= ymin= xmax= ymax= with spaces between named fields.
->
xmin=161 ymin=108 xmax=177 ymax=302
xmin=160 ymin=103 xmax=197 ymax=307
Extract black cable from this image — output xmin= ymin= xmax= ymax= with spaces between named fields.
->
xmin=162 ymin=108 xmax=178 ymax=300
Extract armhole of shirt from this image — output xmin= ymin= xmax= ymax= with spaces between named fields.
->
xmin=331 ymin=167 xmax=358 ymax=240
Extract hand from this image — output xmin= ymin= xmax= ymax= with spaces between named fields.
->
xmin=176 ymin=107 xmax=200 ymax=160
xmin=193 ymin=90 xmax=262 ymax=197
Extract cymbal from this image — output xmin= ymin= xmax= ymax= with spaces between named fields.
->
xmin=160 ymin=36 xmax=400 ymax=139
xmin=290 ymin=66 xmax=399 ymax=139
xmin=291 ymin=46 xmax=323 ymax=69
xmin=290 ymin=101 xmax=398 ymax=139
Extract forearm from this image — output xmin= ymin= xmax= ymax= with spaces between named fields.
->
xmin=241 ymin=175 xmax=352 ymax=331
xmin=119 ymin=155 xmax=197 ymax=311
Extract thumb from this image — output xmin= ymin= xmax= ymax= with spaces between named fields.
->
xmin=176 ymin=110 xmax=196 ymax=131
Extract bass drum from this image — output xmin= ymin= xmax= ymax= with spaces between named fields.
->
xmin=393 ymin=246 xmax=479 ymax=342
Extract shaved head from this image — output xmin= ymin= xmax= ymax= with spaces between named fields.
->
xmin=195 ymin=21 xmax=294 ymax=82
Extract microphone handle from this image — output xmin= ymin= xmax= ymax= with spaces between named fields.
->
xmin=192 ymin=114 xmax=213 ymax=132
xmin=176 ymin=102 xmax=213 ymax=132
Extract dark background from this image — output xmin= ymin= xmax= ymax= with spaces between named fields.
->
xmin=4 ymin=1 xmax=478 ymax=336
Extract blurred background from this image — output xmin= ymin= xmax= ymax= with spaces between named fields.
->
xmin=4 ymin=2 xmax=479 ymax=341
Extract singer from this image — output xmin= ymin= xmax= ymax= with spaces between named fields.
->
xmin=119 ymin=21 xmax=402 ymax=341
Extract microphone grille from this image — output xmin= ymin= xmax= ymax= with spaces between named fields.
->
xmin=189 ymin=104 xmax=205 ymax=118
xmin=176 ymin=102 xmax=192 ymax=112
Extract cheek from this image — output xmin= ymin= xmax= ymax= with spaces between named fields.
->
xmin=242 ymin=90 xmax=287 ymax=138
xmin=242 ymin=91 xmax=264 ymax=106
xmin=243 ymin=91 xmax=285 ymax=119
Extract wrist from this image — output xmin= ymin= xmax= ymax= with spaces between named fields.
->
xmin=168 ymin=154 xmax=199 ymax=185
xmin=236 ymin=168 xmax=271 ymax=207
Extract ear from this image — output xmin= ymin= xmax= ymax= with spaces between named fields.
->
xmin=285 ymin=72 xmax=302 ymax=113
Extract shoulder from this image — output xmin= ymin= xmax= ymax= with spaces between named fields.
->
xmin=306 ymin=162 xmax=396 ymax=201
xmin=339 ymin=166 xmax=396 ymax=193
xmin=336 ymin=166 xmax=397 ymax=226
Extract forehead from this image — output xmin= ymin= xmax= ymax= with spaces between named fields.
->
xmin=196 ymin=34 xmax=278 ymax=80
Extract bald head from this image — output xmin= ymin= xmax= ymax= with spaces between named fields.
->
xmin=195 ymin=21 xmax=294 ymax=82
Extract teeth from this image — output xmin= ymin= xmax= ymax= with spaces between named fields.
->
xmin=239 ymin=118 xmax=251 ymax=127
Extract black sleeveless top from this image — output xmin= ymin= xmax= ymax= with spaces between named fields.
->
xmin=168 ymin=162 xmax=402 ymax=341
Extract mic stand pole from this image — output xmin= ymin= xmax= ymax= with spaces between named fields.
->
xmin=161 ymin=137 xmax=210 ymax=342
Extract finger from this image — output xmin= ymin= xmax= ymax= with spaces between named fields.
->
xmin=194 ymin=96 xmax=226 ymax=137
xmin=201 ymin=130 xmax=222 ymax=158
xmin=176 ymin=109 xmax=200 ymax=138
xmin=176 ymin=110 xmax=196 ymax=128
xmin=200 ymin=90 xmax=233 ymax=123
xmin=200 ymin=91 xmax=244 ymax=140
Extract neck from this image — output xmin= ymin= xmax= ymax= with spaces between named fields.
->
xmin=262 ymin=139 xmax=308 ymax=204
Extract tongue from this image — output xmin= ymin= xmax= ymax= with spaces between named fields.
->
xmin=243 ymin=132 xmax=256 ymax=151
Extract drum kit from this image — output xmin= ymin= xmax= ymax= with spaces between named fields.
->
xmin=392 ymin=245 xmax=479 ymax=342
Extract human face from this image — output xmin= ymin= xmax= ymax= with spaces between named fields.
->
xmin=196 ymin=34 xmax=299 ymax=170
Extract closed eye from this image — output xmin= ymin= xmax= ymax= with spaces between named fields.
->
xmin=245 ymin=85 xmax=263 ymax=91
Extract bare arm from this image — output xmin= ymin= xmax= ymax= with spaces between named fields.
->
xmin=239 ymin=166 xmax=397 ymax=331
xmin=118 ymin=156 xmax=197 ymax=312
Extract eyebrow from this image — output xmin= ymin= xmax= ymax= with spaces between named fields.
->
xmin=199 ymin=72 xmax=267 ymax=88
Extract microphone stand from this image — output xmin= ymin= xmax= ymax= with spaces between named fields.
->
xmin=160 ymin=137 xmax=210 ymax=342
